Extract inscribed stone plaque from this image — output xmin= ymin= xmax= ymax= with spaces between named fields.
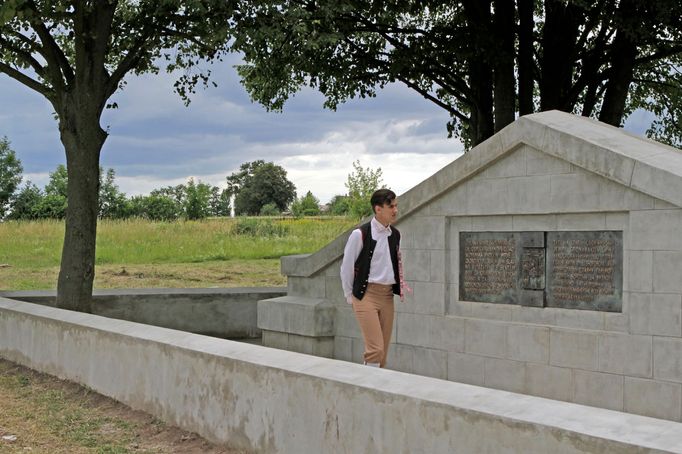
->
xmin=459 ymin=232 xmax=520 ymax=304
xmin=545 ymin=231 xmax=622 ymax=311
xmin=458 ymin=230 xmax=623 ymax=312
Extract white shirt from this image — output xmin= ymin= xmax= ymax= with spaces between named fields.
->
xmin=340 ymin=217 xmax=396 ymax=303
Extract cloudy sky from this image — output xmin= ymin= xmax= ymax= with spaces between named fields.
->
xmin=0 ymin=54 xmax=656 ymax=204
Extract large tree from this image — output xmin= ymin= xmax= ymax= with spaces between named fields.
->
xmin=0 ymin=1 xmax=235 ymax=311
xmin=232 ymin=0 xmax=682 ymax=147
xmin=226 ymin=160 xmax=296 ymax=215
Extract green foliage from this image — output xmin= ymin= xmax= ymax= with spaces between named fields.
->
xmin=32 ymin=194 xmax=67 ymax=219
xmin=0 ymin=136 xmax=23 ymax=218
xmin=630 ymin=55 xmax=682 ymax=147
xmin=150 ymin=185 xmax=186 ymax=207
xmin=7 ymin=181 xmax=42 ymax=220
xmin=291 ymin=190 xmax=320 ymax=217
xmin=5 ymin=165 xmax=69 ymax=220
xmin=129 ymin=195 xmax=180 ymax=221
xmin=259 ymin=202 xmax=280 ymax=216
xmin=8 ymin=164 xmax=135 ymax=220
xmin=231 ymin=1 xmax=682 ymax=147
xmin=328 ymin=194 xmax=350 ymax=215
xmin=6 ymin=166 xmax=234 ymax=221
xmin=232 ymin=218 xmax=290 ymax=237
xmin=150 ymin=179 xmax=228 ymax=220
xmin=345 ymin=161 xmax=384 ymax=219
xmin=0 ymin=2 xmax=236 ymax=104
xmin=209 ymin=186 xmax=231 ymax=217
xmin=98 ymin=168 xmax=129 ymax=219
xmin=44 ymin=164 xmax=68 ymax=198
xmin=227 ymin=160 xmax=297 ymax=215
xmin=184 ymin=178 xmax=212 ymax=220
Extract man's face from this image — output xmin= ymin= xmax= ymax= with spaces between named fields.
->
xmin=375 ymin=198 xmax=398 ymax=226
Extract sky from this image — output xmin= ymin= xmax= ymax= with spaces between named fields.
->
xmin=0 ymin=53 xmax=657 ymax=204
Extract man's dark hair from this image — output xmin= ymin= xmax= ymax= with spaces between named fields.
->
xmin=371 ymin=189 xmax=396 ymax=213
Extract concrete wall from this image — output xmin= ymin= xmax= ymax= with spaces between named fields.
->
xmin=287 ymin=141 xmax=682 ymax=422
xmin=0 ymin=287 xmax=285 ymax=339
xmin=2 ymin=297 xmax=681 ymax=453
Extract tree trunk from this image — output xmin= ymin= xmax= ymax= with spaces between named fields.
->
xmin=581 ymin=81 xmax=601 ymax=117
xmin=517 ymin=0 xmax=535 ymax=116
xmin=540 ymin=1 xmax=583 ymax=111
xmin=470 ymin=63 xmax=494 ymax=146
xmin=55 ymin=95 xmax=107 ymax=313
xmin=599 ymin=0 xmax=638 ymax=126
xmin=463 ymin=0 xmax=494 ymax=146
xmin=493 ymin=0 xmax=516 ymax=131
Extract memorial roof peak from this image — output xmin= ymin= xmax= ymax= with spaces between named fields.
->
xmin=283 ymin=110 xmax=682 ymax=277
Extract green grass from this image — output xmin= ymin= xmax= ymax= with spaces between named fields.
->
xmin=0 ymin=217 xmax=355 ymax=268
xmin=0 ymin=217 xmax=356 ymax=290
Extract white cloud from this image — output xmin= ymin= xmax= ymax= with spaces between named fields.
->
xmin=281 ymin=151 xmax=457 ymax=203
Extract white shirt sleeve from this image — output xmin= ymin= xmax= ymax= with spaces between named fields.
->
xmin=340 ymin=229 xmax=363 ymax=304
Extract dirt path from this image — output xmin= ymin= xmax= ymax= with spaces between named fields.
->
xmin=0 ymin=359 xmax=247 ymax=453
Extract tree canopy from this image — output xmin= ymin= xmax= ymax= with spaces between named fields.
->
xmin=291 ymin=190 xmax=320 ymax=217
xmin=345 ymin=160 xmax=383 ymax=219
xmin=0 ymin=1 xmax=236 ymax=311
xmin=226 ymin=160 xmax=297 ymax=215
xmin=44 ymin=164 xmax=68 ymax=199
xmin=231 ymin=0 xmax=682 ymax=147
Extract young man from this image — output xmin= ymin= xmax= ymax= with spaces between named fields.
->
xmin=340 ymin=189 xmax=405 ymax=368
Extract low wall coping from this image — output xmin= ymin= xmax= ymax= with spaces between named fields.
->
xmin=0 ymin=287 xmax=287 ymax=299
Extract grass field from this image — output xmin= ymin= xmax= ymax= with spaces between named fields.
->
xmin=0 ymin=217 xmax=356 ymax=290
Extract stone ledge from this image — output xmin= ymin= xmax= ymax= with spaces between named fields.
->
xmin=257 ymin=296 xmax=334 ymax=337
xmin=262 ymin=330 xmax=334 ymax=358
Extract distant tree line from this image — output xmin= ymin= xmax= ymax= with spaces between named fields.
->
xmin=1 ymin=138 xmax=383 ymax=221
xmin=7 ymin=164 xmax=231 ymax=222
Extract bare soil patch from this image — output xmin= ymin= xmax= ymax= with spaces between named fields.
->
xmin=0 ymin=359 xmax=247 ymax=453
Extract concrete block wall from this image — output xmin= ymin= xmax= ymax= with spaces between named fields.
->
xmin=0 ymin=288 xmax=286 ymax=339
xmin=4 ymin=298 xmax=682 ymax=453
xmin=319 ymin=145 xmax=682 ymax=422
xmin=258 ymin=295 xmax=335 ymax=357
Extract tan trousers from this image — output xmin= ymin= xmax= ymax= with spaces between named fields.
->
xmin=352 ymin=283 xmax=395 ymax=367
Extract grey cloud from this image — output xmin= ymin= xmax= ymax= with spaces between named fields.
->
xmin=0 ymin=52 xmax=570 ymax=198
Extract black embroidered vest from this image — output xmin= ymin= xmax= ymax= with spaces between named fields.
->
xmin=352 ymin=222 xmax=401 ymax=300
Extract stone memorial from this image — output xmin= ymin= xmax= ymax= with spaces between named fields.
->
xmin=259 ymin=110 xmax=682 ymax=423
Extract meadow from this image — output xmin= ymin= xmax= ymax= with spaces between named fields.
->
xmin=0 ymin=217 xmax=356 ymax=290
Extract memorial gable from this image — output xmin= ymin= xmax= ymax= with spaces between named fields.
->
xmin=274 ymin=111 xmax=682 ymax=422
